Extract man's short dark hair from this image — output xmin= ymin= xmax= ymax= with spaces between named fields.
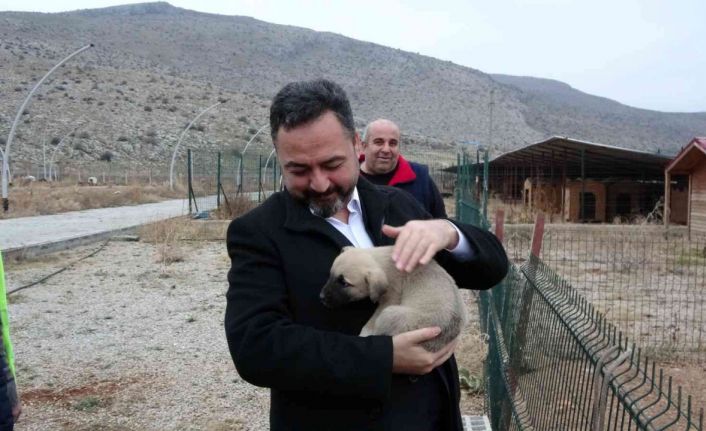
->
xmin=269 ymin=79 xmax=356 ymax=143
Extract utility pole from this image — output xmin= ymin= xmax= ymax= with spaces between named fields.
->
xmin=488 ymin=87 xmax=495 ymax=152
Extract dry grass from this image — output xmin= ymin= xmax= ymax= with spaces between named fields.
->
xmin=203 ymin=419 xmax=247 ymax=431
xmin=0 ymin=181 xmax=186 ymax=219
xmin=139 ymin=217 xmax=201 ymax=265
xmin=211 ymin=194 xmax=259 ymax=220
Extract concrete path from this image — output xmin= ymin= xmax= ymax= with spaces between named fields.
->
xmin=0 ymin=196 xmax=218 ymax=258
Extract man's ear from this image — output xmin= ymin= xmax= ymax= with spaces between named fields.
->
xmin=365 ymin=266 xmax=388 ymax=302
xmin=354 ymin=132 xmax=363 ymax=155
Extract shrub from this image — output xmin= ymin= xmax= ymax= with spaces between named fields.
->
xmin=99 ymin=151 xmax=114 ymax=162
xmin=74 ymin=396 xmax=101 ymax=411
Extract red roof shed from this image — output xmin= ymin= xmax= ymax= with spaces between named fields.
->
xmin=665 ymin=137 xmax=706 ymax=236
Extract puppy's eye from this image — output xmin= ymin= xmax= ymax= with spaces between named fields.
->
xmin=337 ymin=275 xmax=353 ymax=287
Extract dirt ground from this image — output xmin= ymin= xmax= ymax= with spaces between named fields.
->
xmin=3 ymin=235 xmax=487 ymax=430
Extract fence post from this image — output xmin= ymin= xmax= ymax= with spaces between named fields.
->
xmin=590 ymin=347 xmax=632 ymax=431
xmin=483 ymin=149 xmax=489 ymax=224
xmin=258 ymin=154 xmax=262 ymax=203
xmin=217 ymin=152 xmax=222 ymax=209
xmin=495 ymin=209 xmax=505 ymax=242
xmin=455 ymin=153 xmax=461 ymax=221
xmin=187 ymin=149 xmax=194 ymax=214
xmin=272 ymin=158 xmax=276 ymax=193
xmin=511 ymin=212 xmax=545 ymax=376
xmin=530 ymin=212 xmax=545 ymax=259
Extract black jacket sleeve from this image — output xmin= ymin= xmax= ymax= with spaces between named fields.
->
xmin=224 ymin=216 xmax=393 ymax=401
xmin=428 ymin=178 xmax=448 ymax=218
xmin=437 ymin=219 xmax=509 ymax=290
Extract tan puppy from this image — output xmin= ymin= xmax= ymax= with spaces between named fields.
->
xmin=320 ymin=246 xmax=468 ymax=352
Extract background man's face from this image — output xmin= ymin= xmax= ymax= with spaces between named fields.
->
xmin=275 ymin=111 xmax=359 ymax=218
xmin=362 ymin=120 xmax=400 ymax=175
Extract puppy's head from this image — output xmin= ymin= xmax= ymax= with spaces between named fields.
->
xmin=320 ymin=247 xmax=389 ymax=308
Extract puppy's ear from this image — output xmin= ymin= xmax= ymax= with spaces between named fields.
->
xmin=366 ymin=266 xmax=388 ymax=302
xmin=341 ymin=246 xmax=354 ymax=253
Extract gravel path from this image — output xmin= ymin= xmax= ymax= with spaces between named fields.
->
xmin=4 ymin=238 xmax=485 ymax=430
xmin=6 ymin=240 xmax=268 ymax=431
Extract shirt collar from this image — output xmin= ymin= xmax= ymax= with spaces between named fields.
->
xmin=346 ymin=187 xmax=362 ymax=216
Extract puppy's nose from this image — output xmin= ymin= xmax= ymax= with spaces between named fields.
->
xmin=319 ymin=290 xmax=332 ymax=308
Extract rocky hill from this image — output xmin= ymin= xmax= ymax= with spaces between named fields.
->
xmin=0 ymin=2 xmax=704 ymax=171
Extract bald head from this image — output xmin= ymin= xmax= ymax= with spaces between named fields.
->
xmin=361 ymin=119 xmax=401 ymax=175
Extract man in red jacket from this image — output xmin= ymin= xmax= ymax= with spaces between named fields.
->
xmin=360 ymin=119 xmax=447 ymax=218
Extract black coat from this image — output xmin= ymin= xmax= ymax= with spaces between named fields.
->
xmin=225 ymin=178 xmax=508 ymax=431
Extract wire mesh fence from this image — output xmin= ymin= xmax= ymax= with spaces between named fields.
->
xmin=456 ymin=149 xmax=704 ymax=430
xmin=11 ymin=159 xmax=179 ymax=186
xmin=185 ymin=148 xmax=280 ymax=215
xmin=501 ymin=224 xmax=706 ymax=363
xmin=481 ymin=258 xmax=704 ymax=430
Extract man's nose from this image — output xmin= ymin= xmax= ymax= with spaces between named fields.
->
xmin=310 ymin=171 xmax=330 ymax=193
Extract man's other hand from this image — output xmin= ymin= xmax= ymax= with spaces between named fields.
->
xmin=382 ymin=220 xmax=459 ymax=272
xmin=391 ymin=327 xmax=459 ymax=375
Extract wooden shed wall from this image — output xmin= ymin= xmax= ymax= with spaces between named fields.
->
xmin=691 ymin=162 xmax=706 ymax=236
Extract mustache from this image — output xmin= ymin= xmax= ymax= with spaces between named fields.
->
xmin=305 ymin=186 xmax=339 ymax=200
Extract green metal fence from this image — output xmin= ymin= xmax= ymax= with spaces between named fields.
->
xmin=186 ymin=149 xmax=280 ymax=215
xmin=502 ymin=225 xmax=705 ymax=363
xmin=456 ymin=150 xmax=704 ymax=430
xmin=483 ymin=257 xmax=703 ymax=430
xmin=455 ymin=150 xmax=489 ymax=229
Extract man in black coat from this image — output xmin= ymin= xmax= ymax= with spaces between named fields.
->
xmin=225 ymin=79 xmax=508 ymax=431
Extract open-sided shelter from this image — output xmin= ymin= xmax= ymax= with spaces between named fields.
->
xmin=487 ymin=136 xmax=672 ymax=222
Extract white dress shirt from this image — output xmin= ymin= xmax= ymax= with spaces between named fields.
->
xmin=322 ymin=187 xmax=474 ymax=260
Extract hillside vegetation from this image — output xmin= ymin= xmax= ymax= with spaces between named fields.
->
xmin=1 ymin=2 xmax=704 ymax=171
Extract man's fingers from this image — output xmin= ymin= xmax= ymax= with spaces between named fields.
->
xmin=391 ymin=229 xmax=410 ymax=264
xmin=418 ymin=245 xmax=436 ymax=266
xmin=404 ymin=242 xmax=429 ymax=272
xmin=403 ymin=326 xmax=441 ymax=344
xmin=432 ymin=337 xmax=459 ymax=368
xmin=382 ymin=224 xmax=401 ymax=239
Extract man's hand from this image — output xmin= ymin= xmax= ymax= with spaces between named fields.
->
xmin=392 ymin=327 xmax=459 ymax=375
xmin=382 ymin=220 xmax=459 ymax=272
xmin=12 ymin=401 xmax=21 ymax=422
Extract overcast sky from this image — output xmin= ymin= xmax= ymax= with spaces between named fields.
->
xmin=2 ymin=0 xmax=704 ymax=113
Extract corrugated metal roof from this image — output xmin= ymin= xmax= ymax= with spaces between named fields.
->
xmin=488 ymin=136 xmax=672 ymax=180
